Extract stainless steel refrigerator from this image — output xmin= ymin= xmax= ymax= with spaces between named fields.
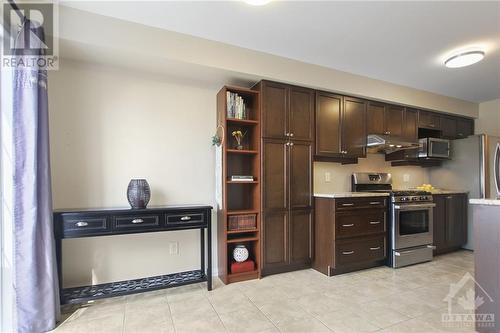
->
xmin=429 ymin=134 xmax=500 ymax=250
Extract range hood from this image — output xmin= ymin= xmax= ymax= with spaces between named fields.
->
xmin=366 ymin=134 xmax=420 ymax=154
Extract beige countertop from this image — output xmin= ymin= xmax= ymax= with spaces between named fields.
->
xmin=314 ymin=192 xmax=390 ymax=198
xmin=469 ymin=199 xmax=500 ymax=206
xmin=429 ymin=190 xmax=469 ymax=195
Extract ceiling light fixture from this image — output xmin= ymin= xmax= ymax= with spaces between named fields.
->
xmin=244 ymin=0 xmax=271 ymax=5
xmin=444 ymin=50 xmax=485 ymax=68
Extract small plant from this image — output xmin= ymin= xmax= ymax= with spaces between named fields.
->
xmin=232 ymin=130 xmax=247 ymax=150
xmin=212 ymin=134 xmax=221 ymax=147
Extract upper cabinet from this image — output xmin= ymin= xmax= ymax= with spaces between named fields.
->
xmin=367 ymin=103 xmax=417 ymax=142
xmin=403 ymin=108 xmax=418 ymax=142
xmin=385 ymin=105 xmax=405 ymax=137
xmin=261 ymin=81 xmax=314 ymax=142
xmin=418 ymin=110 xmax=441 ymax=130
xmin=366 ymin=102 xmax=386 ymax=136
xmin=315 ymin=92 xmax=366 ymax=159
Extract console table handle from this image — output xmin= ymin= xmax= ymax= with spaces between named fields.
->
xmin=132 ymin=218 xmax=144 ymax=224
xmin=180 ymin=216 xmax=192 ymax=221
xmin=75 ymin=221 xmax=88 ymax=227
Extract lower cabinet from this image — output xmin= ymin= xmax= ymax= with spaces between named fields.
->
xmin=433 ymin=193 xmax=468 ymax=255
xmin=262 ymin=209 xmax=312 ymax=275
xmin=313 ymin=196 xmax=387 ymax=276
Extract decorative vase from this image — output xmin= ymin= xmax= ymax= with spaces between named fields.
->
xmin=233 ymin=245 xmax=249 ymax=263
xmin=236 ymin=144 xmax=243 ymax=150
xmin=127 ymin=179 xmax=151 ymax=209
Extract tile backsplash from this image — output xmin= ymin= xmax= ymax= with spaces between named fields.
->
xmin=314 ymin=154 xmax=430 ymax=193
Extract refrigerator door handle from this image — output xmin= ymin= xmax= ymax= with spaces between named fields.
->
xmin=480 ymin=135 xmax=487 ymax=199
xmin=495 ymin=143 xmax=500 ymax=198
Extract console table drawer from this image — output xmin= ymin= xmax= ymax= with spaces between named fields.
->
xmin=113 ymin=214 xmax=162 ymax=232
xmin=166 ymin=212 xmax=206 ymax=227
xmin=62 ymin=216 xmax=110 ymax=237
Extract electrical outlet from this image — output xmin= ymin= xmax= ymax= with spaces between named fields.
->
xmin=169 ymin=242 xmax=179 ymax=255
xmin=325 ymin=172 xmax=331 ymax=183
xmin=403 ymin=174 xmax=410 ymax=183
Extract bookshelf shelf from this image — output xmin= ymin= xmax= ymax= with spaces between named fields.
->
xmin=217 ymin=86 xmax=261 ymax=285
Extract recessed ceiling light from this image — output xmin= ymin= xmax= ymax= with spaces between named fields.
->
xmin=245 ymin=0 xmax=271 ymax=5
xmin=444 ymin=50 xmax=485 ymax=68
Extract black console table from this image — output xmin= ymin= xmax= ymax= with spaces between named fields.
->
xmin=53 ymin=205 xmax=212 ymax=304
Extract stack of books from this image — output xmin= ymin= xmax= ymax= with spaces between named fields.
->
xmin=226 ymin=92 xmax=247 ymax=119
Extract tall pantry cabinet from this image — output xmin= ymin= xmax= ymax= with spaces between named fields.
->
xmin=253 ymin=80 xmax=314 ymax=276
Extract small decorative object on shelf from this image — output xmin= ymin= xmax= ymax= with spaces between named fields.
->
xmin=231 ymin=259 xmax=255 ymax=274
xmin=231 ymin=130 xmax=247 ymax=150
xmin=127 ymin=179 xmax=151 ymax=209
xmin=230 ymin=175 xmax=254 ymax=182
xmin=233 ymin=244 xmax=249 ymax=262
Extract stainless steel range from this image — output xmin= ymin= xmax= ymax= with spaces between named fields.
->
xmin=352 ymin=172 xmax=436 ymax=268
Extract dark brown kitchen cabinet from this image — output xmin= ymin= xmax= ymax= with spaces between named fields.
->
xmin=315 ymin=92 xmax=342 ymax=156
xmin=313 ymin=196 xmax=387 ymax=276
xmin=433 ymin=193 xmax=468 ymax=255
xmin=440 ymin=116 xmax=474 ymax=140
xmin=315 ymin=92 xmax=366 ymax=159
xmin=367 ymin=102 xmax=385 ymax=135
xmin=263 ymin=210 xmax=288 ymax=269
xmin=289 ymin=141 xmax=313 ymax=209
xmin=419 ymin=110 xmax=441 ymax=130
xmin=262 ymin=140 xmax=287 ymax=211
xmin=290 ymin=209 xmax=313 ymax=265
xmin=343 ymin=97 xmax=367 ymax=158
xmin=403 ymin=108 xmax=418 ymax=142
xmin=260 ymin=81 xmax=313 ymax=141
xmin=385 ymin=105 xmax=405 ymax=137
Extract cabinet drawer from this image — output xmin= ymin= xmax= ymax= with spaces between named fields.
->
xmin=113 ymin=214 xmax=161 ymax=232
xmin=166 ymin=211 xmax=206 ymax=227
xmin=336 ymin=236 xmax=385 ymax=265
xmin=335 ymin=198 xmax=386 ymax=210
xmin=335 ymin=210 xmax=385 ymax=239
xmin=62 ymin=216 xmax=110 ymax=237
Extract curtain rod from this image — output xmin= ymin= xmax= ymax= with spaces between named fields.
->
xmin=7 ymin=0 xmax=26 ymax=22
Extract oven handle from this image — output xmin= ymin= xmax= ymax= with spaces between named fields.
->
xmin=394 ymin=203 xmax=436 ymax=210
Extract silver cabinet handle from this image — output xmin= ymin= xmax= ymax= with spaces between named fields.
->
xmin=341 ymin=203 xmax=354 ymax=207
xmin=286 ymin=142 xmax=290 ymax=146
xmin=369 ymin=201 xmax=381 ymax=205
xmin=427 ymin=245 xmax=437 ymax=250
xmin=290 ymin=133 xmax=294 ymax=137
xmin=76 ymin=221 xmax=88 ymax=227
xmin=290 ymin=142 xmax=294 ymax=146
xmin=370 ymin=247 xmax=381 ymax=251
xmin=430 ymin=124 xmax=436 ymax=128
xmin=369 ymin=221 xmax=381 ymax=225
xmin=180 ymin=216 xmax=192 ymax=221
xmin=131 ymin=218 xmax=144 ymax=224
xmin=342 ymin=224 xmax=354 ymax=227
xmin=285 ymin=133 xmax=290 ymax=137
xmin=342 ymin=251 xmax=355 ymax=255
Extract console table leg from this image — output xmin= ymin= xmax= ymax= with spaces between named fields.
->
xmin=200 ymin=228 xmax=205 ymax=277
xmin=207 ymin=218 xmax=212 ymax=291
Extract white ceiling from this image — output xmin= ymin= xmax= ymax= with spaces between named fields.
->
xmin=62 ymin=1 xmax=500 ymax=103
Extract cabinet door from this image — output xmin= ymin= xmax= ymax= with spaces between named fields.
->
xmin=419 ymin=111 xmax=441 ymax=130
xmin=433 ymin=195 xmax=447 ymax=254
xmin=446 ymin=195 xmax=467 ymax=248
xmin=342 ymin=97 xmax=367 ymax=157
xmin=403 ymin=108 xmax=418 ymax=142
xmin=315 ymin=92 xmax=342 ymax=157
xmin=385 ymin=105 xmax=405 ymax=137
xmin=262 ymin=82 xmax=287 ymax=139
xmin=289 ymin=209 xmax=313 ymax=265
xmin=262 ymin=140 xmax=288 ymax=211
xmin=263 ymin=211 xmax=288 ymax=270
xmin=289 ymin=87 xmax=314 ymax=142
xmin=367 ymin=102 xmax=386 ymax=135
xmin=289 ymin=141 xmax=312 ymax=210
xmin=456 ymin=118 xmax=474 ymax=139
xmin=441 ymin=117 xmax=457 ymax=139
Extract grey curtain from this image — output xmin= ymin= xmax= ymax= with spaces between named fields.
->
xmin=12 ymin=20 xmax=60 ymax=332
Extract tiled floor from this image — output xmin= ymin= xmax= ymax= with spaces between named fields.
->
xmin=54 ymin=251 xmax=478 ymax=333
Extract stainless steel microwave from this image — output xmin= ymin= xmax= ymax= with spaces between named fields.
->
xmin=418 ymin=138 xmax=450 ymax=159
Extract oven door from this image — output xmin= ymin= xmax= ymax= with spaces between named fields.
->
xmin=392 ymin=203 xmax=435 ymax=249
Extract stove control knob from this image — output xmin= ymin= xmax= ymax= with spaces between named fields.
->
xmin=420 ymin=196 xmax=427 ymax=200
xmin=412 ymin=197 xmax=418 ymax=201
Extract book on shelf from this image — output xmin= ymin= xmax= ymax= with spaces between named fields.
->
xmin=230 ymin=175 xmax=254 ymax=182
xmin=226 ymin=91 xmax=248 ymax=120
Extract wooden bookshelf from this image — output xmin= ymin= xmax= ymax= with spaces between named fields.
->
xmin=216 ymin=86 xmax=261 ymax=285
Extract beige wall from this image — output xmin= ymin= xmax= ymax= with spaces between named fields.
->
xmin=314 ymin=154 xmax=430 ymax=194
xmin=49 ymin=60 xmax=218 ymax=287
xmin=476 ymin=99 xmax=500 ymax=136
